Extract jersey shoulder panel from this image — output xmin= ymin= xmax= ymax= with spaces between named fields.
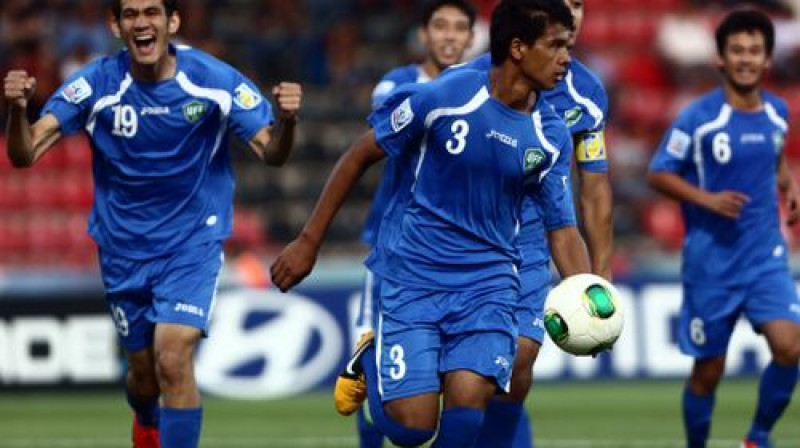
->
xmin=175 ymin=45 xmax=241 ymax=90
xmin=762 ymin=89 xmax=789 ymax=119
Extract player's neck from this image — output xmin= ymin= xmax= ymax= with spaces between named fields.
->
xmin=723 ymin=83 xmax=763 ymax=112
xmin=421 ymin=60 xmax=442 ymax=80
xmin=131 ymin=53 xmax=178 ymax=83
xmin=489 ymin=66 xmax=537 ymax=112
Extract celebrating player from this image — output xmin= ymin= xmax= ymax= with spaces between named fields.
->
xmin=357 ymin=1 xmax=475 ymax=446
xmin=647 ymin=9 xmax=800 ymax=448
xmin=270 ymin=0 xmax=590 ymax=446
xmin=3 ymin=1 xmax=301 ymax=447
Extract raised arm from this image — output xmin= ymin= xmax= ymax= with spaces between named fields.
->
xmin=248 ymin=82 xmax=302 ymax=166
xmin=577 ymin=167 xmax=613 ymax=279
xmin=4 ymin=70 xmax=62 ymax=167
xmin=270 ymin=131 xmax=386 ymax=291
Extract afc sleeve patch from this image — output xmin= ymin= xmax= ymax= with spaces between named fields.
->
xmin=234 ymin=83 xmax=262 ymax=110
xmin=61 ymin=77 xmax=92 ymax=104
xmin=576 ymin=130 xmax=606 ymax=162
xmin=390 ymin=98 xmax=414 ymax=133
xmin=665 ymin=128 xmax=691 ymax=159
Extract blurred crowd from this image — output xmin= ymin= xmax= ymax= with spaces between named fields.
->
xmin=1 ymin=0 xmax=800 ymax=277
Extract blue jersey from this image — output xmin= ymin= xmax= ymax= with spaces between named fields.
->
xmin=366 ymin=69 xmax=574 ymax=291
xmin=361 ymin=64 xmax=431 ymax=246
xmin=454 ymin=53 xmax=607 ymax=270
xmin=42 ymin=45 xmax=274 ymax=259
xmin=649 ymin=88 xmax=790 ymax=286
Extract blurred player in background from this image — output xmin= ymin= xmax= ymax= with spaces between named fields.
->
xmin=3 ymin=0 xmax=301 ymax=447
xmin=648 ymin=10 xmax=800 ymax=448
xmin=356 ymin=1 xmax=475 ymax=446
xmin=453 ymin=0 xmax=613 ymax=445
xmin=271 ymin=1 xmax=590 ymax=446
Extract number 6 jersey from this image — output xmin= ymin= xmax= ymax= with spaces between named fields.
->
xmin=649 ymin=87 xmax=790 ymax=286
xmin=42 ymin=44 xmax=274 ymax=259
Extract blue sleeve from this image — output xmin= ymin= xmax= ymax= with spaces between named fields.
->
xmin=371 ymin=77 xmax=399 ymax=111
xmin=649 ymin=108 xmax=695 ymax=175
xmin=537 ymin=129 xmax=577 ymax=231
xmin=574 ymin=83 xmax=610 ymax=174
xmin=41 ymin=65 xmax=100 ymax=135
xmin=228 ymin=71 xmax=275 ymax=143
xmin=367 ymin=84 xmax=432 ymax=158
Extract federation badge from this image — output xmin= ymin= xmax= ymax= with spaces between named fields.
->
xmin=62 ymin=77 xmax=92 ymax=104
xmin=564 ymin=106 xmax=583 ymax=128
xmin=390 ymin=98 xmax=414 ymax=133
xmin=183 ymin=100 xmax=207 ymax=123
xmin=773 ymin=131 xmax=785 ymax=154
xmin=524 ymin=148 xmax=546 ymax=172
xmin=234 ymin=83 xmax=262 ymax=110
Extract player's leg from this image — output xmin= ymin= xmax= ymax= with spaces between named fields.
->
xmin=151 ymin=241 xmax=224 ymax=448
xmin=435 ymin=288 xmax=517 ymax=448
xmin=101 ymin=252 xmax=161 ymax=448
xmin=477 ymin=268 xmax=547 ymax=448
xmin=742 ymin=270 xmax=800 ymax=447
xmin=353 ymin=269 xmax=384 ymax=448
xmin=352 ymin=279 xmax=442 ymax=447
xmin=678 ymin=283 xmax=741 ymax=448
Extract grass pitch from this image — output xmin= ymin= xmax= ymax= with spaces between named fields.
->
xmin=0 ymin=379 xmax=798 ymax=447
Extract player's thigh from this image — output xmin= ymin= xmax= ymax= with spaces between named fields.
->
xmin=151 ymin=241 xmax=224 ymax=336
xmin=761 ymin=320 xmax=800 ymax=363
xmin=99 ymin=251 xmax=156 ymax=352
xmin=384 ymin=392 xmax=440 ymax=431
xmin=440 ymin=288 xmax=517 ymax=394
xmin=441 ymin=369 xmax=497 ymax=410
xmin=744 ymin=268 xmax=800 ymax=329
xmin=679 ymin=283 xmax=744 ymax=358
xmin=355 ymin=268 xmax=381 ymax=333
xmin=377 ymin=279 xmax=444 ymax=402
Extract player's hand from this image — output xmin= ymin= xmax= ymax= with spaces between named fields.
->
xmin=269 ymin=237 xmax=318 ymax=292
xmin=272 ymin=82 xmax=302 ymax=120
xmin=705 ymin=191 xmax=750 ymax=219
xmin=4 ymin=70 xmax=36 ymax=108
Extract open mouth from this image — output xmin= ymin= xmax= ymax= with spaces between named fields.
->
xmin=133 ymin=35 xmax=157 ymax=54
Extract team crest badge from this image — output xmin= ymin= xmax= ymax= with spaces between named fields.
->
xmin=524 ymin=148 xmax=546 ymax=172
xmin=183 ymin=100 xmax=207 ymax=123
xmin=564 ymin=106 xmax=583 ymax=127
xmin=773 ymin=131 xmax=785 ymax=154
xmin=234 ymin=83 xmax=262 ymax=110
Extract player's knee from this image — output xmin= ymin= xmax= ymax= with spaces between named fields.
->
xmin=772 ymin=340 xmax=800 ymax=365
xmin=154 ymin=348 xmax=191 ymax=390
xmin=384 ymin=425 xmax=435 ymax=447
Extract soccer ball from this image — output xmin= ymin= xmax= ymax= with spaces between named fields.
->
xmin=543 ymin=273 xmax=624 ymax=356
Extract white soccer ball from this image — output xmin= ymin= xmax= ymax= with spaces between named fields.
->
xmin=543 ymin=273 xmax=624 ymax=356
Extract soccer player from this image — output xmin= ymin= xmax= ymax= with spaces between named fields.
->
xmin=3 ymin=1 xmax=301 ymax=447
xmin=454 ymin=1 xmax=613 ymax=445
xmin=647 ymin=10 xmax=800 ymax=448
xmin=270 ymin=1 xmax=590 ymax=446
xmin=357 ymin=2 xmax=475 ymax=446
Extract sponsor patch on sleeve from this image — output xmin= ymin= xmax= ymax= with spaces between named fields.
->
xmin=61 ymin=77 xmax=92 ymax=104
xmin=665 ymin=128 xmax=691 ymax=159
xmin=390 ymin=98 xmax=414 ymax=133
xmin=234 ymin=83 xmax=262 ymax=110
xmin=576 ymin=130 xmax=606 ymax=162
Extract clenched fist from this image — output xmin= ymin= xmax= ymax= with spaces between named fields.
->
xmin=4 ymin=70 xmax=37 ymax=109
xmin=272 ymin=82 xmax=302 ymax=120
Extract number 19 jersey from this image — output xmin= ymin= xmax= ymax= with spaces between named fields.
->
xmin=42 ymin=45 xmax=274 ymax=259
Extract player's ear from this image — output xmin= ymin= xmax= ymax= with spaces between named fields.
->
xmin=108 ymin=11 xmax=121 ymax=39
xmin=167 ymin=12 xmax=181 ymax=35
xmin=510 ymin=38 xmax=526 ymax=62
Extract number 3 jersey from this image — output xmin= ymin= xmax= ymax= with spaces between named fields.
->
xmin=649 ymin=88 xmax=790 ymax=286
xmin=42 ymin=45 xmax=274 ymax=259
xmin=366 ymin=69 xmax=575 ymax=292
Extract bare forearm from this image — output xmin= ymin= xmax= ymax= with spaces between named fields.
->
xmin=549 ymin=226 xmax=591 ymax=278
xmin=647 ymin=171 xmax=712 ymax=209
xmin=261 ymin=117 xmax=297 ymax=166
xmin=580 ymin=185 xmax=613 ymax=279
xmin=6 ymin=105 xmax=35 ymax=167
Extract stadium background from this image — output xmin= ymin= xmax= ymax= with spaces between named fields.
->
xmin=1 ymin=0 xmax=800 ymax=447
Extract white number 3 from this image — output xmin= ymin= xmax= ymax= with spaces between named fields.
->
xmin=446 ymin=119 xmax=469 ymax=154
xmin=389 ymin=344 xmax=406 ymax=380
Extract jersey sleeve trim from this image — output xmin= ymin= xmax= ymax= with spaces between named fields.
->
xmin=765 ymin=102 xmax=788 ymax=132
xmin=565 ymin=70 xmax=604 ymax=130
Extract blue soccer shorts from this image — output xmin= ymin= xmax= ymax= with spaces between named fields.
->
xmin=679 ymin=267 xmax=800 ymax=359
xmin=517 ymin=263 xmax=552 ymax=344
xmin=99 ymin=240 xmax=224 ymax=352
xmin=374 ymin=278 xmax=518 ymax=402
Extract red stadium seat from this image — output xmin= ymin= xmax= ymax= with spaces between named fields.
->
xmin=641 ymin=199 xmax=685 ymax=251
